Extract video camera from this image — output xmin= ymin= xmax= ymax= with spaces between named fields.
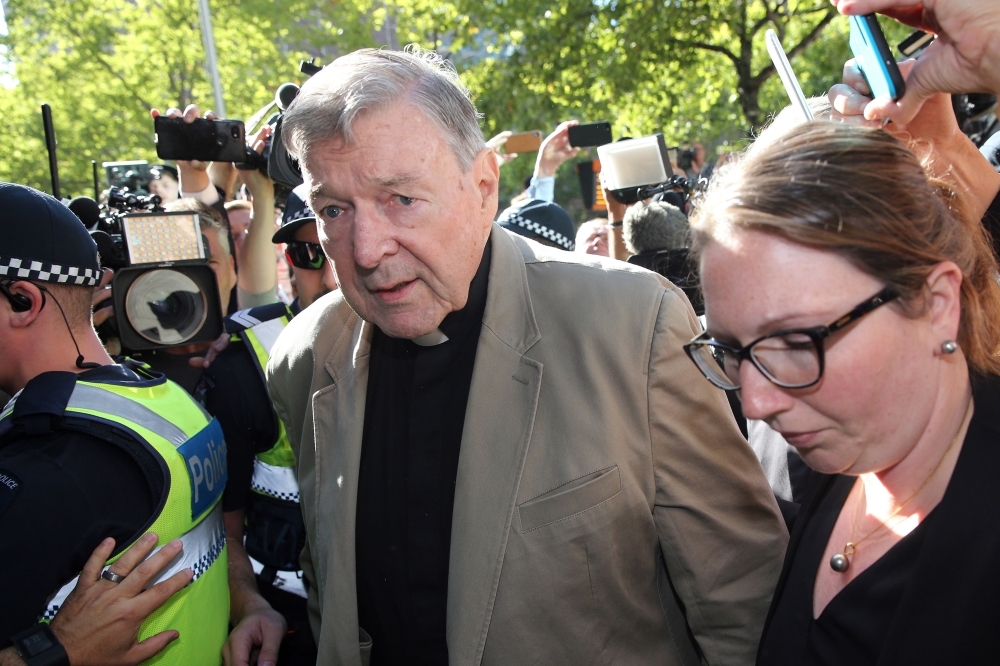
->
xmin=87 ymin=186 xmax=223 ymax=352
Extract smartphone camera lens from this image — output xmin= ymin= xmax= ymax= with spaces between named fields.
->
xmin=231 ymin=127 xmax=240 ymax=139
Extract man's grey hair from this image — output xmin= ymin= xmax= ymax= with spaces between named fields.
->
xmin=623 ymin=201 xmax=689 ymax=255
xmin=283 ymin=45 xmax=485 ymax=172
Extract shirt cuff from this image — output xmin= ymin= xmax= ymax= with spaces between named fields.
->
xmin=526 ymin=176 xmax=555 ymax=203
xmin=180 ymin=182 xmax=220 ymax=206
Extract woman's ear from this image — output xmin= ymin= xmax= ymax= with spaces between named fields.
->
xmin=924 ymin=261 xmax=964 ymax=345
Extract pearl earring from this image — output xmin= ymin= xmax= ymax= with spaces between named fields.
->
xmin=941 ymin=340 xmax=958 ymax=355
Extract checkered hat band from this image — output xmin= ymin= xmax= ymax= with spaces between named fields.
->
xmin=506 ymin=214 xmax=575 ymax=251
xmin=0 ymin=256 xmax=100 ymax=286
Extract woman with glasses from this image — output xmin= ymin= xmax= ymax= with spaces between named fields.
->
xmin=685 ymin=121 xmax=1000 ymax=664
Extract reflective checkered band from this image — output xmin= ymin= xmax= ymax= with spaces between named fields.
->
xmin=42 ymin=504 xmax=226 ymax=620
xmin=0 ymin=256 xmax=100 ymax=286
xmin=503 ymin=214 xmax=575 ymax=251
xmin=251 ymin=458 xmax=300 ymax=503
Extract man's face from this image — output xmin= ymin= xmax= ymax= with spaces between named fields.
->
xmin=149 ymin=176 xmax=179 ymax=202
xmin=304 ymin=103 xmax=499 ymax=339
xmin=290 ymin=222 xmax=338 ymax=309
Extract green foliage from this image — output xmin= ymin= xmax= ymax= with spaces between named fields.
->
xmin=0 ymin=0 xmax=904 ymax=210
xmin=0 ymin=0 xmax=310 ymax=195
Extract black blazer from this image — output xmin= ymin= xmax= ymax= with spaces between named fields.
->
xmin=757 ymin=373 xmax=1000 ymax=665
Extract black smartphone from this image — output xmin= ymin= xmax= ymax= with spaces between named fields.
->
xmin=568 ymin=121 xmax=613 ymax=148
xmin=154 ymin=116 xmax=246 ymax=162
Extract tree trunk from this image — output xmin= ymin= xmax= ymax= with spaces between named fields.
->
xmin=739 ymin=78 xmax=762 ymax=131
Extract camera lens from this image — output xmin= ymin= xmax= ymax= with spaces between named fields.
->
xmin=125 ymin=269 xmax=208 ymax=344
xmin=231 ymin=127 xmax=239 ymax=138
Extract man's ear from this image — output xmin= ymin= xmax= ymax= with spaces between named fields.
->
xmin=472 ymin=147 xmax=500 ymax=223
xmin=925 ymin=261 xmax=963 ymax=345
xmin=4 ymin=281 xmax=47 ymax=329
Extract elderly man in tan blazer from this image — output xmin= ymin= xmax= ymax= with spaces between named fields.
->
xmin=267 ymin=47 xmax=787 ymax=666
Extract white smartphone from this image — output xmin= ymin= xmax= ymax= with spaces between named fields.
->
xmin=765 ymin=29 xmax=813 ymax=122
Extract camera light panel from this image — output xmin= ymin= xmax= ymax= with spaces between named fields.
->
xmin=597 ymin=134 xmax=671 ymax=190
xmin=122 ymin=212 xmax=205 ymax=265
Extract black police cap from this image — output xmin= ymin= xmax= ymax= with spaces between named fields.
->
xmin=272 ymin=183 xmax=317 ymax=244
xmin=0 ymin=182 xmax=101 ymax=286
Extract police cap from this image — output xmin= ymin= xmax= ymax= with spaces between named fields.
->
xmin=0 ymin=182 xmax=101 ymax=286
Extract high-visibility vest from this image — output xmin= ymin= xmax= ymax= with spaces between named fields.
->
xmin=226 ymin=304 xmax=305 ymax=596
xmin=0 ymin=364 xmax=230 ymax=665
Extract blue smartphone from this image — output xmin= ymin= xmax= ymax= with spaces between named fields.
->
xmin=849 ymin=14 xmax=906 ymax=101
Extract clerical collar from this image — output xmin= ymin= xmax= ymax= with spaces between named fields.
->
xmin=407 ymin=238 xmax=492 ymax=348
xmin=412 ymin=329 xmax=450 ymax=346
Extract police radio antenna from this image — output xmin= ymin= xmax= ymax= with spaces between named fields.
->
xmin=41 ymin=104 xmax=61 ymax=200
xmin=92 ymin=160 xmax=99 ymax=201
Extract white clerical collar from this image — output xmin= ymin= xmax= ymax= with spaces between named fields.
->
xmin=411 ymin=329 xmax=450 ymax=347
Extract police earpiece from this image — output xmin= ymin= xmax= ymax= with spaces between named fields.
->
xmin=1 ymin=281 xmax=33 ymax=312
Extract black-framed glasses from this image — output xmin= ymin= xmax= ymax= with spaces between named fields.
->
xmin=284 ymin=241 xmax=326 ymax=270
xmin=684 ymin=287 xmax=899 ymax=391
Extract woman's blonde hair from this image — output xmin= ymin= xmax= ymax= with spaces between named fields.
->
xmin=690 ymin=121 xmax=1000 ymax=376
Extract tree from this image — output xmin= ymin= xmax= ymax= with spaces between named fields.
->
xmin=0 ymin=0 xmax=310 ymax=196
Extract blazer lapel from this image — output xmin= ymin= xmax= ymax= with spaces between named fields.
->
xmin=311 ymin=313 xmax=373 ymax=666
xmin=446 ymin=226 xmax=543 ymax=665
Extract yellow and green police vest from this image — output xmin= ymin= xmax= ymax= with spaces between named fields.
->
xmin=226 ymin=305 xmax=305 ymax=595
xmin=227 ymin=304 xmax=299 ymax=507
xmin=0 ymin=365 xmax=230 ymax=665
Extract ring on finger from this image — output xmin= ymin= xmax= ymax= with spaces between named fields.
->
xmin=101 ymin=569 xmax=126 ymax=584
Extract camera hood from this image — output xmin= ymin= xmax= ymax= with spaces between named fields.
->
xmin=268 ymin=116 xmax=304 ymax=188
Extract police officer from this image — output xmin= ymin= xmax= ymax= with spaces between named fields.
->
xmin=0 ymin=182 xmax=230 ymax=665
xmin=205 ymin=185 xmax=335 ymax=666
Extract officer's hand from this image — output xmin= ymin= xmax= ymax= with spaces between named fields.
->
xmin=189 ymin=332 xmax=231 ymax=369
xmin=49 ymin=533 xmax=193 ymax=666
xmin=223 ymin=607 xmax=287 ymax=666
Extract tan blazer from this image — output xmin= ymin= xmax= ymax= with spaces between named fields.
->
xmin=267 ymin=225 xmax=788 ymax=666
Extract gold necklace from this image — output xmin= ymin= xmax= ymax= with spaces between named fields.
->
xmin=829 ymin=399 xmax=972 ymax=573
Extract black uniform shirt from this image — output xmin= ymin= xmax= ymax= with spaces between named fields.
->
xmin=197 ymin=339 xmax=278 ymax=512
xmin=355 ymin=240 xmax=491 ymax=666
xmin=0 ymin=365 xmax=162 ymax=646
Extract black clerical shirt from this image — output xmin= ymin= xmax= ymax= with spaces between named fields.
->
xmin=356 ymin=240 xmax=492 ymax=666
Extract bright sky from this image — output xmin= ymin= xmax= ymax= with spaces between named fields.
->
xmin=0 ymin=2 xmax=7 ymax=36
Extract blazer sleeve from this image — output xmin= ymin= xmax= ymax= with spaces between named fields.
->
xmin=267 ymin=329 xmax=324 ymax=641
xmin=647 ymin=286 xmax=788 ymax=665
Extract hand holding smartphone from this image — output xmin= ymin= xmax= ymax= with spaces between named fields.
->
xmin=154 ymin=116 xmax=246 ymax=163
xmin=503 ymin=131 xmax=544 ymax=154
xmin=849 ymin=14 xmax=906 ymax=101
xmin=568 ymin=122 xmax=613 ymax=148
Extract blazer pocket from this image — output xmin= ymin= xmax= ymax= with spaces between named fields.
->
xmin=360 ymin=627 xmax=373 ymax=666
xmin=518 ymin=466 xmax=621 ymax=532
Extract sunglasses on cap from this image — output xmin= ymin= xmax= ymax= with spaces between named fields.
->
xmin=285 ymin=241 xmax=326 ymax=271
